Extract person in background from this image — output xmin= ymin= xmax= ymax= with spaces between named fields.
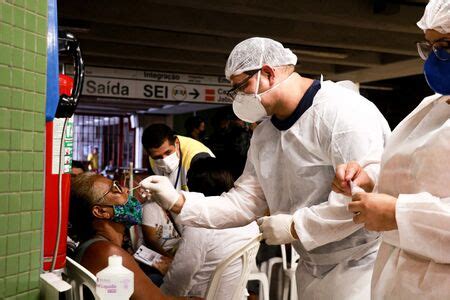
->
xmin=69 ymin=173 xmax=183 ymax=300
xmin=140 ymin=124 xmax=214 ymax=258
xmin=225 ymin=117 xmax=252 ymax=179
xmin=161 ymin=157 xmax=259 ymax=299
xmin=207 ymin=111 xmax=232 ymax=160
xmin=141 ymin=37 xmax=391 ymax=299
xmin=101 ymin=159 xmax=116 ymax=179
xmin=87 ymin=146 xmax=99 ymax=172
xmin=332 ymin=1 xmax=450 ymax=299
xmin=184 ymin=116 xmax=206 ymax=142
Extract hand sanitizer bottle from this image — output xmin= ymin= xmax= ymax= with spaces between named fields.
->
xmin=96 ymin=255 xmax=134 ymax=299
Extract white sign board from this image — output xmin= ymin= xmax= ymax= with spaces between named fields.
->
xmin=52 ymin=117 xmax=74 ymax=174
xmin=74 ymin=66 xmax=233 ymax=104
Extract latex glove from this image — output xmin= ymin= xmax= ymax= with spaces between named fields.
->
xmin=139 ymin=175 xmax=179 ymax=210
xmin=257 ymin=214 xmax=297 ymax=245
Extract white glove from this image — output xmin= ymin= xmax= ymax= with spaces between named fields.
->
xmin=139 ymin=175 xmax=180 ymax=210
xmin=257 ymin=214 xmax=297 ymax=245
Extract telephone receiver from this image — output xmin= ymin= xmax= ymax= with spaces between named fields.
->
xmin=55 ymin=31 xmax=85 ymax=118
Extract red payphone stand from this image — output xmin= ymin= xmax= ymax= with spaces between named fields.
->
xmin=43 ymin=122 xmax=72 ymax=270
xmin=43 ymin=6 xmax=84 ymax=272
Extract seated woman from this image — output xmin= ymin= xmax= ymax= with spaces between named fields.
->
xmin=160 ymin=158 xmax=259 ymax=299
xmin=69 ymin=172 xmax=183 ymax=300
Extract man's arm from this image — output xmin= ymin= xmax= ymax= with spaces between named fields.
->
xmin=141 ymin=225 xmax=173 ymax=257
xmin=142 ymin=148 xmax=268 ymax=229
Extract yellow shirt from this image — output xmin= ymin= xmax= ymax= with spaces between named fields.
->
xmin=87 ymin=153 xmax=99 ymax=170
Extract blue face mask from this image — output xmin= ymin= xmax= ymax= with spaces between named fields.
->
xmin=111 ymin=195 xmax=142 ymax=228
xmin=424 ymin=48 xmax=450 ymax=95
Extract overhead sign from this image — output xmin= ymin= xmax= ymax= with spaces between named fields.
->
xmin=68 ymin=66 xmax=233 ymax=104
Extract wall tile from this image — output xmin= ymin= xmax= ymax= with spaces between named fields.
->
xmin=4 ymin=274 xmax=18 ymax=297
xmin=20 ymin=193 xmax=32 ymax=211
xmin=0 ymin=258 xmax=5 ymax=278
xmin=7 ymin=213 xmax=20 ymax=234
xmin=6 ymin=254 xmax=19 ymax=275
xmin=10 ymin=110 xmax=23 ymax=130
xmin=18 ymin=252 xmax=30 ymax=273
xmin=0 ymin=44 xmax=11 ymax=66
xmin=8 ymin=193 xmax=20 ymax=213
xmin=0 ymin=152 xmax=9 ymax=170
xmin=0 ymin=2 xmax=47 ymax=297
xmin=0 ymin=65 xmax=11 ymax=86
xmin=0 ymin=236 xmax=6 ymax=256
xmin=9 ymin=151 xmax=21 ymax=171
xmin=19 ymin=232 xmax=31 ymax=252
xmin=0 ymin=87 xmax=11 ymax=107
xmin=0 ymin=109 xmax=11 ymax=129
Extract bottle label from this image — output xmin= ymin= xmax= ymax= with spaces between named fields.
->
xmin=97 ymin=278 xmax=133 ymax=294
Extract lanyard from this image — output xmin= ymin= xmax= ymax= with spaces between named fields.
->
xmin=173 ymin=148 xmax=182 ymax=189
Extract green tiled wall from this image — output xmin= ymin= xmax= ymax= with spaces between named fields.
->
xmin=0 ymin=0 xmax=47 ymax=299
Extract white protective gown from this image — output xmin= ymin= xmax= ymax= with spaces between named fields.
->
xmin=160 ymin=222 xmax=259 ymax=299
xmin=177 ymin=80 xmax=391 ymax=299
xmin=372 ymin=94 xmax=450 ymax=299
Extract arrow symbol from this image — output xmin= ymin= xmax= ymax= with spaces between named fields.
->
xmin=189 ymin=89 xmax=199 ymax=99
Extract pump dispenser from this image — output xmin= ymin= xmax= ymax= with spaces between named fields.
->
xmin=96 ymin=255 xmax=134 ymax=299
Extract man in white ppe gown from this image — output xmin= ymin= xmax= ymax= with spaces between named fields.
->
xmin=141 ymin=37 xmax=391 ymax=299
xmin=332 ymin=0 xmax=450 ymax=298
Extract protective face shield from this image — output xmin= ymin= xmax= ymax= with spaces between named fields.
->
xmin=424 ymin=48 xmax=450 ymax=95
xmin=232 ymin=71 xmax=294 ymax=123
xmin=111 ymin=195 xmax=143 ymax=228
xmin=153 ymin=148 xmax=180 ymax=174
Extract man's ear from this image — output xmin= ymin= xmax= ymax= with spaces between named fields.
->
xmin=261 ymin=65 xmax=276 ymax=85
xmin=92 ymin=205 xmax=112 ymax=219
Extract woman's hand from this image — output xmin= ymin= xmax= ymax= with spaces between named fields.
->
xmin=153 ymin=256 xmax=173 ymax=275
xmin=332 ymin=161 xmax=375 ymax=196
xmin=348 ymin=192 xmax=398 ymax=231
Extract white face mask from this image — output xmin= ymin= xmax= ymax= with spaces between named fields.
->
xmin=232 ymin=71 xmax=293 ymax=123
xmin=154 ymin=149 xmax=179 ymax=174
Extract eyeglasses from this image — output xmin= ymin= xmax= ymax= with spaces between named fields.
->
xmin=416 ymin=39 xmax=450 ymax=61
xmin=226 ymin=69 xmax=261 ymax=99
xmin=96 ymin=180 xmax=124 ymax=203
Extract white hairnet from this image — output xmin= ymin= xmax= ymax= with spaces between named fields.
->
xmin=225 ymin=37 xmax=298 ymax=80
xmin=417 ymin=0 xmax=450 ymax=34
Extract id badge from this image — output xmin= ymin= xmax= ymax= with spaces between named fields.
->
xmin=162 ymin=223 xmax=173 ymax=239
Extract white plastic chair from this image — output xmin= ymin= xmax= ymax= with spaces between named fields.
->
xmin=248 ymin=266 xmax=270 ymax=300
xmin=64 ymin=257 xmax=100 ymax=300
xmin=205 ymin=234 xmax=262 ymax=300
xmin=260 ymin=254 xmax=283 ymax=296
xmin=281 ymin=244 xmax=300 ymax=300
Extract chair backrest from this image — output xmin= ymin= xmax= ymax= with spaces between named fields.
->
xmin=281 ymin=244 xmax=300 ymax=271
xmin=205 ymin=234 xmax=262 ymax=300
xmin=65 ymin=257 xmax=100 ymax=300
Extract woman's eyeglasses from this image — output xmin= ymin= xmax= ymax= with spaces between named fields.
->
xmin=226 ymin=69 xmax=261 ymax=99
xmin=96 ymin=180 xmax=124 ymax=203
xmin=416 ymin=39 xmax=450 ymax=61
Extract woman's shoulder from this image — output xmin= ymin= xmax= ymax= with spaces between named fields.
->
xmin=80 ymin=239 xmax=133 ymax=274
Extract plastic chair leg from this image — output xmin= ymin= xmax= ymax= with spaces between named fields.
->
xmin=282 ymin=275 xmax=290 ymax=300
xmin=290 ymin=275 xmax=297 ymax=300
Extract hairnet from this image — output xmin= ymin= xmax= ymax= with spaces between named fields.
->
xmin=417 ymin=0 xmax=450 ymax=34
xmin=225 ymin=37 xmax=298 ymax=80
